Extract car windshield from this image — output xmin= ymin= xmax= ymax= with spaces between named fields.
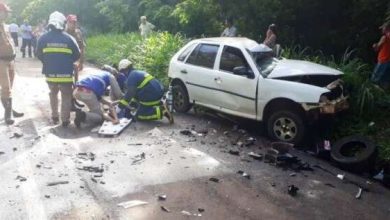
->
xmin=249 ymin=51 xmax=279 ymax=77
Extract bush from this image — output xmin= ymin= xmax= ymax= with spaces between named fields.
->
xmin=85 ymin=32 xmax=186 ymax=86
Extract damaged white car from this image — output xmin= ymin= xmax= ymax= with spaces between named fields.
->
xmin=168 ymin=37 xmax=349 ymax=143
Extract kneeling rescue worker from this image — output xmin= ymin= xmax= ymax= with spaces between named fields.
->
xmin=117 ymin=59 xmax=173 ymax=124
xmin=73 ymin=66 xmax=124 ymax=128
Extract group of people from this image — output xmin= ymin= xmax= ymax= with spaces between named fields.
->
xmin=0 ymin=4 xmax=173 ymax=128
xmin=220 ymin=18 xmax=277 ymax=50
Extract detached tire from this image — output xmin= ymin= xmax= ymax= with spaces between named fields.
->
xmin=266 ymin=110 xmax=305 ymax=144
xmin=172 ymin=82 xmax=191 ymax=113
xmin=331 ymin=135 xmax=377 ymax=173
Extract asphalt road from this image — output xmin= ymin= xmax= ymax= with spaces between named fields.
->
xmin=0 ymin=53 xmax=389 ymax=220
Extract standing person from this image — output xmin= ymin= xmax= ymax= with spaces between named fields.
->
xmin=8 ymin=22 xmax=19 ymax=47
xmin=73 ymin=67 xmax=124 ymax=128
xmin=139 ymin=16 xmax=155 ymax=39
xmin=36 ymin=11 xmax=80 ymax=127
xmin=263 ymin=23 xmax=277 ymax=49
xmin=20 ymin=21 xmax=33 ymax=58
xmin=0 ymin=3 xmax=23 ymax=125
xmin=65 ymin=14 xmax=85 ymax=71
xmin=221 ymin=17 xmax=237 ymax=37
xmin=117 ymin=59 xmax=173 ymax=124
xmin=371 ymin=22 xmax=390 ymax=89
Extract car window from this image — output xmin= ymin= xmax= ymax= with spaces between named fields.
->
xmin=178 ymin=43 xmax=197 ymax=62
xmin=186 ymin=44 xmax=219 ymax=69
xmin=249 ymin=50 xmax=278 ymax=77
xmin=220 ymin=46 xmax=249 ymax=73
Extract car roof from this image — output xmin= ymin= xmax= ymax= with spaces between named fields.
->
xmin=192 ymin=37 xmax=272 ymax=52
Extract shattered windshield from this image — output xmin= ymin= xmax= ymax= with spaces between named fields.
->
xmin=250 ymin=51 xmax=279 ymax=77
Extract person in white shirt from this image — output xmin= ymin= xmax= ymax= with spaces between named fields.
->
xmin=221 ymin=18 xmax=237 ymax=37
xmin=20 ymin=21 xmax=33 ymax=58
xmin=8 ymin=23 xmax=18 ymax=47
xmin=139 ymin=16 xmax=155 ymax=39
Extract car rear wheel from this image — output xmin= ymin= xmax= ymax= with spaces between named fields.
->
xmin=267 ymin=110 xmax=305 ymax=144
xmin=172 ymin=82 xmax=192 ymax=113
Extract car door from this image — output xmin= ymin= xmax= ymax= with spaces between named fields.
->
xmin=183 ymin=43 xmax=221 ymax=105
xmin=214 ymin=45 xmax=258 ymax=118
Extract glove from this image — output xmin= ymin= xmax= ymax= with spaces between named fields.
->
xmin=118 ymin=99 xmax=129 ymax=110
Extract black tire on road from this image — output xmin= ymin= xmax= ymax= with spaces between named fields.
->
xmin=266 ymin=110 xmax=305 ymax=144
xmin=172 ymin=82 xmax=192 ymax=113
xmin=331 ymin=135 xmax=377 ymax=173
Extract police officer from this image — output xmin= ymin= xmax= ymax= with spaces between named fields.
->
xmin=117 ymin=59 xmax=173 ymax=124
xmin=73 ymin=66 xmax=124 ymax=128
xmin=36 ymin=11 xmax=80 ymax=127
xmin=0 ymin=3 xmax=23 ymax=125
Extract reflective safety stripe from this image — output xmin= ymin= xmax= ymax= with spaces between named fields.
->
xmin=46 ymin=77 xmax=73 ymax=83
xmin=137 ymin=74 xmax=154 ymax=89
xmin=120 ymin=99 xmax=129 ymax=106
xmin=139 ymin=100 xmax=160 ymax=106
xmin=138 ymin=106 xmax=162 ymax=120
xmin=43 ymin=47 xmax=72 ymax=54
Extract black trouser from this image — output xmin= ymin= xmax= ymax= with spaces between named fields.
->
xmin=11 ymin=32 xmax=18 ymax=47
xmin=21 ymin=38 xmax=32 ymax=57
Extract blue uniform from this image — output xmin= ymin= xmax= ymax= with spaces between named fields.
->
xmin=36 ymin=29 xmax=80 ymax=83
xmin=76 ymin=72 xmax=111 ymax=99
xmin=119 ymin=70 xmax=164 ymax=120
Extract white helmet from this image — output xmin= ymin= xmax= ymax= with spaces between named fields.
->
xmin=48 ymin=11 xmax=66 ymax=30
xmin=118 ymin=59 xmax=133 ymax=71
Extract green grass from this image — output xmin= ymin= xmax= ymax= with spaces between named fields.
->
xmin=85 ymin=32 xmax=186 ymax=86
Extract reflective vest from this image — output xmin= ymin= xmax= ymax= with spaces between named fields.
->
xmin=36 ymin=30 xmax=80 ymax=83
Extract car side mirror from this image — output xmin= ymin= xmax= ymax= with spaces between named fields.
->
xmin=233 ymin=66 xmax=255 ymax=79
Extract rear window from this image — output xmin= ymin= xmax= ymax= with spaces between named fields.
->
xmin=186 ymin=44 xmax=219 ymax=69
xmin=178 ymin=43 xmax=196 ymax=62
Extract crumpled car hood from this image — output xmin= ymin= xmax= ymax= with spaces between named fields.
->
xmin=268 ymin=59 xmax=343 ymax=78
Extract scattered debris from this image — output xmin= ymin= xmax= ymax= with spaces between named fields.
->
xmin=209 ymin=177 xmax=220 ymax=183
xmin=94 ymin=174 xmax=103 ymax=178
xmin=10 ymin=131 xmax=23 ymax=139
xmin=128 ymin=143 xmax=143 ymax=146
xmin=228 ymin=150 xmax=240 ymax=156
xmin=0 ymin=151 xmax=4 ymax=155
xmin=271 ymin=182 xmax=276 ymax=187
xmin=117 ymin=200 xmax=148 ymax=209
xmin=237 ymin=170 xmax=251 ymax=179
xmin=47 ymin=181 xmax=69 ymax=186
xmin=76 ymin=152 xmax=95 ymax=161
xmin=36 ymin=164 xmax=41 ymax=168
xmin=337 ymin=174 xmax=345 ymax=180
xmin=325 ymin=183 xmax=335 ymax=188
xmin=77 ymin=166 xmax=104 ymax=173
xmin=91 ymin=178 xmax=98 ymax=183
xmin=13 ymin=147 xmax=17 ymax=152
xmin=248 ymin=152 xmax=262 ymax=160
xmin=158 ymin=195 xmax=167 ymax=201
xmin=289 ymin=173 xmax=297 ymax=177
xmin=355 ymin=187 xmax=363 ymax=199
xmin=181 ymin=210 xmax=192 ymax=216
xmin=16 ymin=175 xmax=27 ymax=182
xmin=198 ymin=208 xmax=205 ymax=213
xmin=288 ymin=185 xmax=299 ymax=197
xmin=131 ymin=152 xmax=146 ymax=165
xmin=161 ymin=206 xmax=171 ymax=213
xmin=244 ymin=137 xmax=256 ymax=146
xmin=44 ymin=195 xmax=50 ymax=199
xmin=100 ymin=181 xmax=106 ymax=185
xmin=180 ymin=130 xmax=192 ymax=136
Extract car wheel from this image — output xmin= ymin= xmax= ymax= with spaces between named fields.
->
xmin=267 ymin=110 xmax=305 ymax=144
xmin=330 ymin=135 xmax=377 ymax=173
xmin=172 ymin=82 xmax=191 ymax=113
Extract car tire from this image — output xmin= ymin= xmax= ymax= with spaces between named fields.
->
xmin=330 ymin=135 xmax=377 ymax=173
xmin=266 ymin=110 xmax=305 ymax=144
xmin=172 ymin=82 xmax=191 ymax=113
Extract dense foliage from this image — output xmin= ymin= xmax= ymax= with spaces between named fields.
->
xmin=7 ymin=0 xmax=390 ymax=60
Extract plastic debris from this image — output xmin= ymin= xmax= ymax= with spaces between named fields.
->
xmin=288 ymin=185 xmax=299 ymax=196
xmin=77 ymin=166 xmax=104 ymax=173
xmin=117 ymin=200 xmax=148 ymax=209
xmin=47 ymin=181 xmax=69 ymax=186
xmin=181 ymin=210 xmax=192 ymax=216
xmin=248 ymin=152 xmax=262 ymax=160
xmin=355 ymin=187 xmax=363 ymax=199
xmin=337 ymin=174 xmax=345 ymax=180
xmin=158 ymin=195 xmax=167 ymax=201
xmin=161 ymin=206 xmax=171 ymax=212
xmin=209 ymin=177 xmax=220 ymax=183
xmin=16 ymin=175 xmax=27 ymax=182
xmin=198 ymin=208 xmax=205 ymax=213
xmin=228 ymin=150 xmax=240 ymax=156
xmin=237 ymin=170 xmax=251 ymax=179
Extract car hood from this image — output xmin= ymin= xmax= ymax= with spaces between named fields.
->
xmin=268 ymin=59 xmax=343 ymax=78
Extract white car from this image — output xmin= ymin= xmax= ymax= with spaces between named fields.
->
xmin=168 ymin=37 xmax=348 ymax=143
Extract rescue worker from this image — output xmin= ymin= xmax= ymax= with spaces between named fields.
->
xmin=36 ymin=11 xmax=80 ymax=127
xmin=73 ymin=66 xmax=124 ymax=128
xmin=117 ymin=59 xmax=173 ymax=124
xmin=0 ymin=3 xmax=23 ymax=125
xmin=65 ymin=14 xmax=85 ymax=71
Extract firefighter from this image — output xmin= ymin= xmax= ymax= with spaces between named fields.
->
xmin=36 ymin=11 xmax=80 ymax=127
xmin=73 ymin=66 xmax=124 ymax=128
xmin=117 ymin=59 xmax=173 ymax=124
